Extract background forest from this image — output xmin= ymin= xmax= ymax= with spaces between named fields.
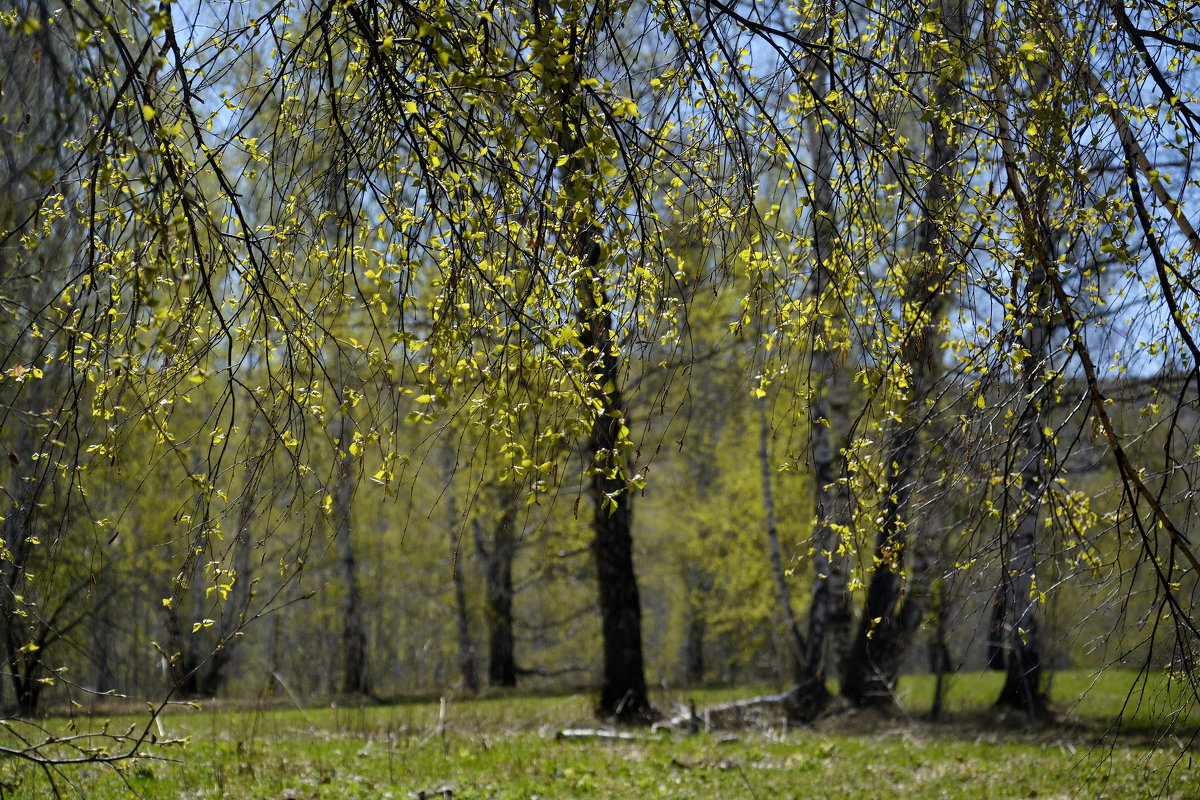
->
xmin=0 ymin=0 xmax=1198 ymax=769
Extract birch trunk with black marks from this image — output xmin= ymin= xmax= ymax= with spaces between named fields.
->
xmin=995 ymin=260 xmax=1051 ymax=715
xmin=984 ymin=34 xmax=1056 ymax=716
xmin=785 ymin=45 xmax=852 ymax=720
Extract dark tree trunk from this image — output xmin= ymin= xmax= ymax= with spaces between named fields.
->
xmin=929 ymin=641 xmax=950 ymax=719
xmin=580 ymin=276 xmax=648 ymax=718
xmin=679 ymin=543 xmax=713 ymax=689
xmin=992 ymin=54 xmax=1055 ymax=719
xmin=590 ymin=472 xmax=647 ymax=719
xmin=335 ymin=417 xmax=370 ymax=697
xmin=11 ymin=659 xmax=42 ymax=719
xmin=3 ymin=507 xmax=44 ymax=716
xmin=444 ymin=446 xmax=480 ymax=694
xmin=578 ymin=231 xmax=647 ymax=720
xmin=683 ymin=604 xmax=705 ymax=687
xmin=839 ymin=299 xmax=948 ymax=704
xmin=162 ymin=480 xmax=208 ymax=698
xmin=987 ymin=598 xmax=1007 ymax=670
xmin=475 ymin=497 xmax=517 ymax=688
xmin=163 ymin=591 xmax=200 ymax=697
xmin=839 ymin=0 xmax=963 ymax=709
xmin=928 ymin=577 xmax=953 ymax=719
xmin=160 ymin=442 xmax=261 ymax=700
xmin=825 ymin=569 xmax=854 ymax=686
xmin=994 ymin=265 xmax=1051 ymax=716
xmin=452 ymin=544 xmax=480 ymax=694
xmin=212 ymin=498 xmax=254 ymax=690
xmin=195 ymin=455 xmax=261 ymax=697
xmin=786 ymin=48 xmax=851 ymax=721
xmin=2 ymin=409 xmax=55 ymax=716
xmin=679 ymin=407 xmax=722 ymax=690
xmin=532 ymin=0 xmax=647 ymax=720
xmin=546 ymin=8 xmax=647 ymax=720
xmin=840 ymin=559 xmax=903 ymax=706
xmin=758 ymin=396 xmax=806 ymax=684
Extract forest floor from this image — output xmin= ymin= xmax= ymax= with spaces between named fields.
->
xmin=2 ymin=669 xmax=1197 ymax=799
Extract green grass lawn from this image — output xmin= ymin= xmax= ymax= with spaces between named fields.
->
xmin=1 ymin=669 xmax=1196 ymax=799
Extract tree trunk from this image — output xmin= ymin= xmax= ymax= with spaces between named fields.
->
xmin=474 ymin=493 xmax=517 ymax=688
xmin=2 ymin=480 xmax=43 ymax=715
xmin=995 ymin=396 xmax=1049 ymax=717
xmin=928 ymin=579 xmax=952 ymax=719
xmin=590 ymin=466 xmax=647 ymax=719
xmin=758 ymin=395 xmax=806 ymax=684
xmin=796 ymin=358 xmax=852 ymax=717
xmin=443 ymin=445 xmax=480 ymax=694
xmin=334 ymin=416 xmax=370 ymax=697
xmin=162 ymin=480 xmax=209 ymax=698
xmin=577 ymin=229 xmax=647 ymax=719
xmin=683 ymin=602 xmax=706 ymax=687
xmin=987 ymin=46 xmax=1056 ymax=718
xmin=994 ymin=263 xmax=1051 ymax=715
xmin=786 ymin=44 xmax=852 ymax=721
xmin=1 ymin=401 xmax=56 ymax=716
xmin=541 ymin=0 xmax=648 ymax=720
xmin=162 ymin=580 xmax=200 ymax=697
xmin=452 ymin=537 xmax=481 ymax=694
xmin=679 ymin=536 xmax=714 ymax=688
xmin=196 ymin=455 xmax=260 ymax=696
xmin=840 ymin=0 xmax=963 ymax=708
xmin=987 ymin=596 xmax=1007 ymax=670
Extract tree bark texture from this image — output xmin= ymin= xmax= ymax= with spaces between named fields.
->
xmin=1 ymin=417 xmax=50 ymax=716
xmin=840 ymin=1 xmax=963 ymax=708
xmin=444 ymin=445 xmax=480 ymax=694
xmin=544 ymin=0 xmax=648 ymax=720
xmin=987 ymin=49 xmax=1056 ymax=717
xmin=590 ymin=467 xmax=647 ymax=719
xmin=574 ymin=198 xmax=647 ymax=716
xmin=335 ymin=417 xmax=370 ymax=697
xmin=579 ymin=249 xmax=648 ymax=718
xmin=474 ymin=493 xmax=518 ymax=688
xmin=995 ymin=262 xmax=1051 ymax=714
xmin=759 ymin=395 xmax=806 ymax=684
xmin=788 ymin=48 xmax=853 ymax=720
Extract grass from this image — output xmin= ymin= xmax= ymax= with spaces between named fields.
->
xmin=1 ymin=669 xmax=1196 ymax=799
xmin=897 ymin=668 xmax=1199 ymax=731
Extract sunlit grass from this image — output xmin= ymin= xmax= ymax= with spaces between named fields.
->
xmin=2 ymin=669 xmax=1196 ymax=799
xmin=895 ymin=667 xmax=1199 ymax=730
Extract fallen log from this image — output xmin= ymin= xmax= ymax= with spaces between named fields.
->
xmin=652 ymin=692 xmax=796 ymax=733
xmin=555 ymin=728 xmax=642 ymax=742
